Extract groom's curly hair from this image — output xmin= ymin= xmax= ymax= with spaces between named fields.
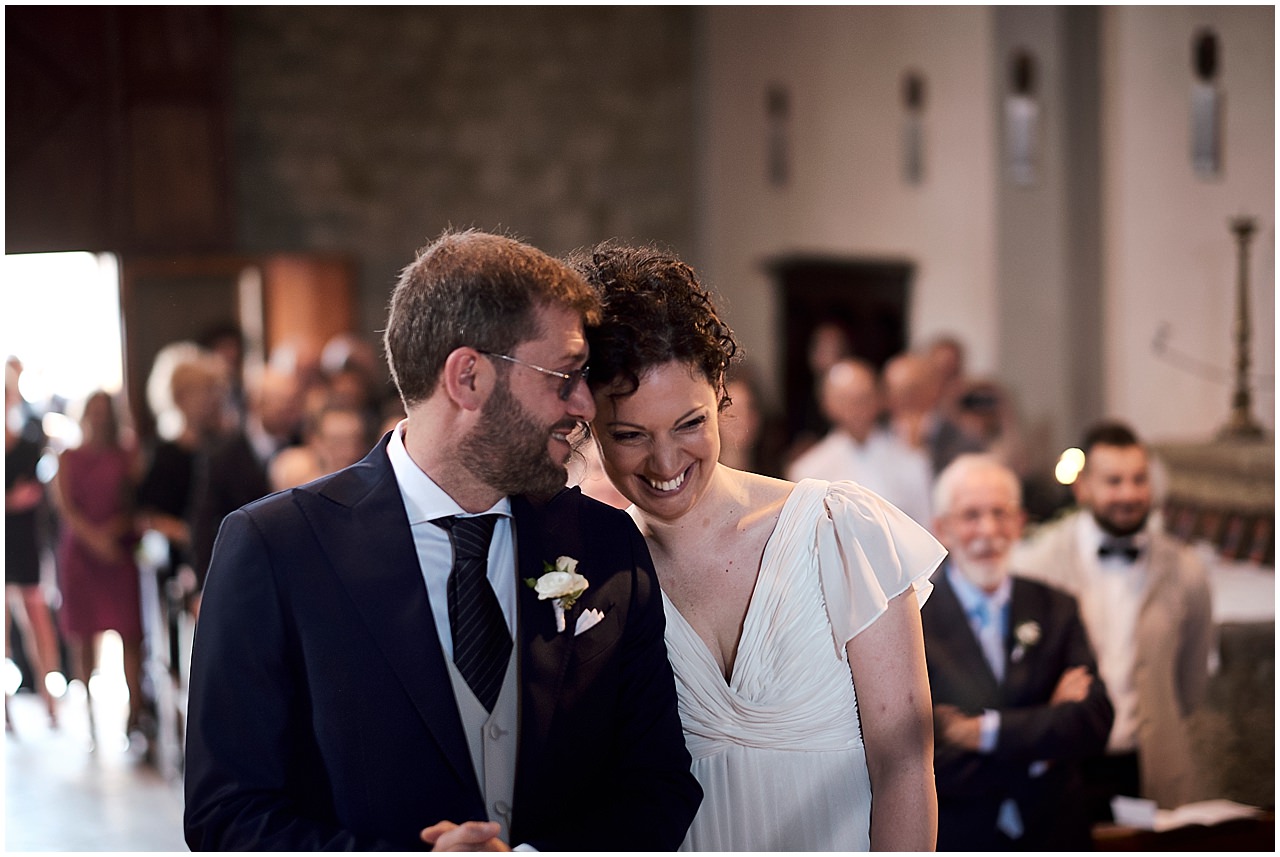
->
xmin=568 ymin=241 xmax=739 ymax=411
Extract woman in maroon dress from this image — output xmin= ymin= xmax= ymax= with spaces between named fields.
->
xmin=50 ymin=391 xmax=144 ymax=740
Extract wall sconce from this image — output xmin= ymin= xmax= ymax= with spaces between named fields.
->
xmin=1191 ymin=28 xmax=1222 ymax=178
xmin=1004 ymin=49 xmax=1039 ymax=186
xmin=902 ymin=70 xmax=926 ymax=185
xmin=766 ymin=83 xmax=791 ymax=188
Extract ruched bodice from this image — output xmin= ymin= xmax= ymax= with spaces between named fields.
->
xmin=662 ymin=479 xmax=945 ymax=851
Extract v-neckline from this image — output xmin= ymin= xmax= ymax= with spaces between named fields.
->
xmin=659 ymin=481 xmax=806 ymax=690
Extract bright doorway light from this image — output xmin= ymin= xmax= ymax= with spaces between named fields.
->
xmin=3 ymin=252 xmax=123 ymax=411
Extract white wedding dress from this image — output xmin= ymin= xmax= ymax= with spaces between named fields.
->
xmin=660 ymin=479 xmax=945 ymax=851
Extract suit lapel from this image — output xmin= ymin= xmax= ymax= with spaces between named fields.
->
xmin=931 ymin=571 xmax=1002 ymax=698
xmin=303 ymin=440 xmax=479 ymax=797
xmin=1004 ymin=579 xmax=1036 ymax=691
xmin=1140 ymin=532 xmax=1177 ymax=613
xmin=512 ymin=493 xmax=577 ymax=784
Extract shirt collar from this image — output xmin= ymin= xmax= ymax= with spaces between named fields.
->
xmin=1077 ymin=510 xmax=1150 ymax=559
xmin=946 ymin=561 xmax=1012 ymax=615
xmin=385 ymin=419 xmax=511 ymax=524
xmin=833 ymin=428 xmax=870 ymax=452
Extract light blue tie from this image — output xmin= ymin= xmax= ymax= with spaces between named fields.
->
xmin=969 ymin=599 xmax=1005 ymax=683
xmin=970 ymin=600 xmax=1023 ymax=838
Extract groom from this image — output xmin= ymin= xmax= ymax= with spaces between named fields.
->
xmin=183 ymin=230 xmax=702 ymax=850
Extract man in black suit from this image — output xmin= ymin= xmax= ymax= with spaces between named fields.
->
xmin=922 ymin=453 xmax=1113 ymax=851
xmin=183 ymin=230 xmax=702 ymax=850
xmin=189 ymin=367 xmax=305 ymax=592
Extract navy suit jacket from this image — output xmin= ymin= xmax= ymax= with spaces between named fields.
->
xmin=183 ymin=436 xmax=701 ymax=850
xmin=922 ymin=565 xmax=1113 ymax=851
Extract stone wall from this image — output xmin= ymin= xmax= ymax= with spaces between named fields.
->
xmin=229 ymin=7 xmax=697 ymax=338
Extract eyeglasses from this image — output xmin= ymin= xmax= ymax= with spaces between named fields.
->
xmin=950 ymin=506 xmax=1021 ymax=526
xmin=479 ymin=351 xmax=590 ymax=401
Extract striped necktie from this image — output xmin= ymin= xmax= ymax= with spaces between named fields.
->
xmin=432 ymin=514 xmax=509 ymax=712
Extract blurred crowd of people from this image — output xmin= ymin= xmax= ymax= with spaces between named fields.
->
xmin=8 ymin=312 xmax=1211 ymax=838
xmin=4 ymin=326 xmax=399 ymax=749
xmin=706 ymin=330 xmax=1059 ymax=528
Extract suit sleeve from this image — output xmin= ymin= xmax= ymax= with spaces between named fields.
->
xmin=182 ymin=508 xmax=394 ymax=850
xmin=991 ymin=597 xmax=1113 ymax=764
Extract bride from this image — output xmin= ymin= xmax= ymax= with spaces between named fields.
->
xmin=572 ymin=243 xmax=944 ymax=851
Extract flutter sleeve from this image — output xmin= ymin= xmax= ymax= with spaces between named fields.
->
xmin=812 ymin=479 xmax=947 ymax=651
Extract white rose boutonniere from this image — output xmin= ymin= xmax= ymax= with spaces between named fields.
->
xmin=525 ymin=556 xmax=589 ymax=633
xmin=1011 ymin=620 xmax=1042 ymax=663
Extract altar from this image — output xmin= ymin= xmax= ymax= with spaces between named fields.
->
xmin=1149 ymin=433 xmax=1274 ymax=817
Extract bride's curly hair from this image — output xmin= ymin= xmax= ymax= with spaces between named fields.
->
xmin=568 ymin=241 xmax=739 ymax=410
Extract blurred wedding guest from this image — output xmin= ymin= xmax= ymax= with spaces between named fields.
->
xmin=717 ymin=368 xmax=761 ymax=471
xmin=882 ymin=351 xmax=932 ymax=448
xmin=325 ymin=365 xmax=380 ymax=415
xmin=50 ymin=391 xmax=146 ymax=744
xmin=269 ymin=403 xmax=373 ymax=491
xmin=923 ymin=334 xmax=968 ymax=421
xmin=789 ymin=358 xmax=933 ymax=525
xmin=267 ymin=337 xmax=324 ymax=398
xmin=198 ymin=322 xmax=248 ymax=428
xmin=718 ymin=363 xmax=786 ymax=476
xmin=190 ymin=367 xmax=303 ymax=598
xmin=137 ymin=345 xmax=228 ymax=571
xmin=570 ymin=432 xmax=631 ymax=510
xmin=244 ymin=367 xmax=306 ymax=465
xmin=954 ymin=380 xmax=1027 ymax=471
xmin=5 ymin=356 xmax=45 ymax=437
xmin=1013 ymin=421 xmax=1213 ymax=818
xmin=137 ymin=345 xmax=229 ymax=643
xmin=884 ymin=350 xmax=984 ymax=477
xmin=5 ymin=359 xmax=60 ymax=727
xmin=923 ymin=454 xmax=1112 ymax=850
xmin=299 ymin=333 xmax=385 ymax=426
xmin=320 ymin=332 xmax=389 ymax=411
xmin=789 ymin=320 xmax=856 ymax=459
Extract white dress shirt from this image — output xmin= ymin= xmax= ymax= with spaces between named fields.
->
xmin=787 ymin=427 xmax=933 ymax=525
xmin=1074 ymin=513 xmax=1148 ymax=753
xmin=947 ymin=565 xmax=1012 ymax=683
xmin=386 ymin=420 xmax=516 ymax=658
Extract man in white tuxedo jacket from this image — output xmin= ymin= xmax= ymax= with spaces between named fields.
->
xmin=1013 ymin=421 xmax=1212 ymax=817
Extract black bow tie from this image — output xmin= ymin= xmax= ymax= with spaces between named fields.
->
xmin=1098 ymin=541 xmax=1141 ymax=562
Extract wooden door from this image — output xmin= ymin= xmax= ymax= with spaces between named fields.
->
xmin=772 ymin=256 xmax=912 ymax=447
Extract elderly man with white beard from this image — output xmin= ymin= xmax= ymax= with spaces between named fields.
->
xmin=921 ymin=453 xmax=1113 ymax=851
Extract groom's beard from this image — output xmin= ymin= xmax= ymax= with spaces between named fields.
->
xmin=460 ymin=378 xmax=571 ymax=499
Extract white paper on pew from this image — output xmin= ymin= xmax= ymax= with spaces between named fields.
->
xmin=1154 ymin=798 xmax=1263 ymax=831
